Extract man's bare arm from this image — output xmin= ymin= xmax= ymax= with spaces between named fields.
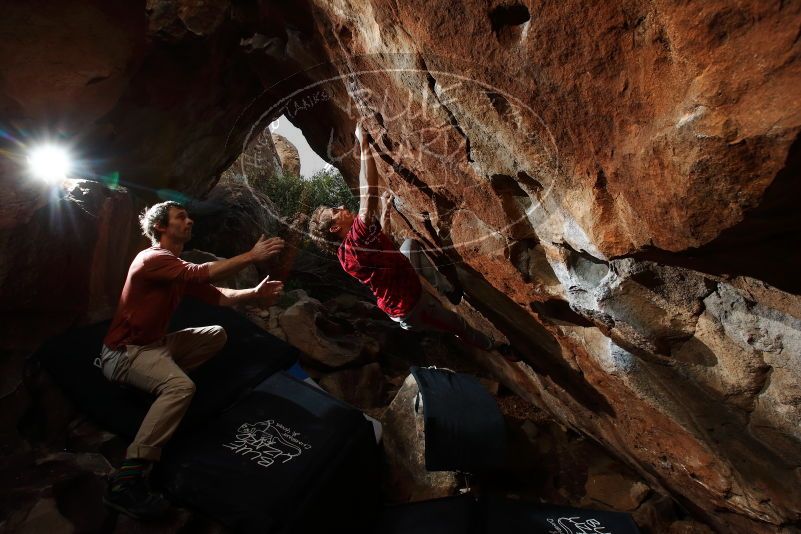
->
xmin=380 ymin=191 xmax=393 ymax=234
xmin=207 ymin=235 xmax=284 ymax=282
xmin=216 ymin=276 xmax=283 ymax=307
xmin=356 ymin=123 xmax=381 ymax=223
xmin=207 ymin=253 xmax=256 ymax=283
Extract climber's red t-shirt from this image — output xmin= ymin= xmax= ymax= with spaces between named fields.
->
xmin=337 ymin=216 xmax=422 ymax=318
xmin=103 ymin=246 xmax=223 ymax=350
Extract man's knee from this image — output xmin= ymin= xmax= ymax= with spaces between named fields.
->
xmin=209 ymin=325 xmax=227 ymax=350
xmin=400 ymin=238 xmax=419 ymax=261
xmin=161 ymin=375 xmax=196 ymax=401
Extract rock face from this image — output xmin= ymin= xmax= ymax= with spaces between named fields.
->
xmin=381 ymin=374 xmax=461 ymax=501
xmin=271 ymin=134 xmax=301 ymax=177
xmin=186 ymin=180 xmax=281 ymax=268
xmin=318 ymin=362 xmax=385 ymax=409
xmin=277 ymin=291 xmax=380 ymax=368
xmin=0 ymin=180 xmax=143 ymax=341
xmin=1 ymin=1 xmax=801 ymax=532
xmin=294 ymin=3 xmax=801 ymax=531
xmin=220 ymin=127 xmax=284 ymax=191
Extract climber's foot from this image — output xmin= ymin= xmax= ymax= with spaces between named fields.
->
xmin=444 ymin=285 xmax=463 ymax=306
xmin=493 ymin=342 xmax=522 ymax=363
xmin=103 ymin=474 xmax=170 ymax=521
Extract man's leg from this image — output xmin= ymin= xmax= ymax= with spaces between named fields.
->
xmin=400 ymin=239 xmax=462 ymax=304
xmin=104 ymin=326 xmax=226 ymax=518
xmin=119 ymin=347 xmax=201 ymax=460
xmin=400 ymin=239 xmax=454 ymax=293
xmin=110 ymin=326 xmax=224 ymax=462
xmin=165 ymin=325 xmax=227 ymax=372
xmin=404 ymin=291 xmax=493 ymax=350
xmin=104 ymin=343 xmax=198 ymax=519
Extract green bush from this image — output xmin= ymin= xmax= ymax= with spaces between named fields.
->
xmin=260 ymin=168 xmax=358 ymax=220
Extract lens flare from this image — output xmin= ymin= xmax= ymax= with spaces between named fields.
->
xmin=27 ymin=144 xmax=72 ymax=183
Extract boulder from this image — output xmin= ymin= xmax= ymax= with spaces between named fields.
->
xmin=668 ymin=520 xmax=716 ymax=534
xmin=186 ymin=181 xmax=281 ymax=266
xmin=14 ymin=498 xmax=74 ymax=534
xmin=582 ymin=462 xmax=651 ymax=512
xmin=278 ymin=293 xmax=379 ymax=369
xmin=381 ymin=374 xmax=460 ymax=502
xmin=271 ymin=134 xmax=301 ymax=177
xmin=219 ymin=126 xmax=284 ymax=191
xmin=319 ymin=362 xmax=385 ymax=409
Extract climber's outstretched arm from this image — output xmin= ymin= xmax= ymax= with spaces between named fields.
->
xmin=356 ymin=123 xmax=380 ymax=224
xmin=380 ymin=191 xmax=393 ymax=234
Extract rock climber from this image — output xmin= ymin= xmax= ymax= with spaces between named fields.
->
xmin=309 ymin=123 xmax=517 ymax=360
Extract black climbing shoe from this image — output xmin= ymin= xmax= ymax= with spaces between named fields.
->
xmin=444 ymin=285 xmax=464 ymax=306
xmin=103 ymin=475 xmax=170 ymax=520
xmin=494 ymin=343 xmax=522 ymax=363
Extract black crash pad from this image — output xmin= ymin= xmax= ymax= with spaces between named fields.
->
xmin=483 ymin=494 xmax=641 ymax=533
xmin=377 ymin=495 xmax=476 ymax=534
xmin=377 ymin=495 xmax=641 ymax=534
xmin=34 ymin=298 xmax=298 ymax=440
xmin=410 ymin=366 xmax=506 ymax=472
xmin=158 ymin=371 xmax=380 ymax=534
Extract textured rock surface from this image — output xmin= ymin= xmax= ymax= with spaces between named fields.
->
xmin=319 ymin=362 xmax=385 ymax=409
xmin=1 ymin=1 xmax=800 ymax=532
xmin=0 ymin=179 xmax=143 ymax=342
xmin=277 ymin=291 xmax=380 ymax=368
xmin=186 ymin=180 xmax=281 ymax=271
xmin=220 ymin=127 xmax=283 ymax=192
xmin=381 ymin=374 xmax=461 ymax=501
xmin=271 ymin=134 xmax=301 ymax=177
xmin=296 ymin=2 xmax=801 ymax=530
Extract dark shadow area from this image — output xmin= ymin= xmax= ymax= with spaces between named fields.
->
xmin=486 ymin=91 xmax=512 ymax=117
xmin=287 ymin=247 xmax=376 ymax=302
xmin=489 ymin=3 xmax=531 ymax=46
xmin=454 ymin=262 xmax=615 ymax=417
xmin=668 ymin=336 xmax=718 ymax=367
xmin=32 ymin=299 xmax=298 ymax=440
xmin=490 ymin=174 xmax=528 ymax=197
xmin=625 ymin=133 xmax=801 ymax=295
xmin=515 ymin=171 xmax=544 ymax=196
xmin=530 ymin=299 xmax=595 ymax=328
xmin=489 ymin=4 xmax=531 ymax=34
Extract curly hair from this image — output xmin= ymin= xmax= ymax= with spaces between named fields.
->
xmin=308 ymin=205 xmax=343 ymax=255
xmin=139 ymin=201 xmax=186 ymax=245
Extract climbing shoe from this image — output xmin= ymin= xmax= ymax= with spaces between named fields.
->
xmin=444 ymin=285 xmax=464 ymax=306
xmin=103 ymin=474 xmax=170 ymax=520
xmin=494 ymin=343 xmax=522 ymax=363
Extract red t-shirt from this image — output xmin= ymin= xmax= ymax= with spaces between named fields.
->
xmin=337 ymin=216 xmax=422 ymax=318
xmin=103 ymin=246 xmax=223 ymax=349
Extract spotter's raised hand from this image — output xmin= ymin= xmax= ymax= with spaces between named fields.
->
xmin=250 ymin=234 xmax=285 ymax=262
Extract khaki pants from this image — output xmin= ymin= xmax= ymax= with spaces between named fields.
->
xmin=105 ymin=326 xmax=227 ymax=461
xmin=399 ymin=239 xmax=455 ymax=294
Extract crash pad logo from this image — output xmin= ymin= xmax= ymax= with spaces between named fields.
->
xmin=548 ymin=516 xmax=613 ymax=534
xmin=222 ymin=420 xmax=312 ymax=469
